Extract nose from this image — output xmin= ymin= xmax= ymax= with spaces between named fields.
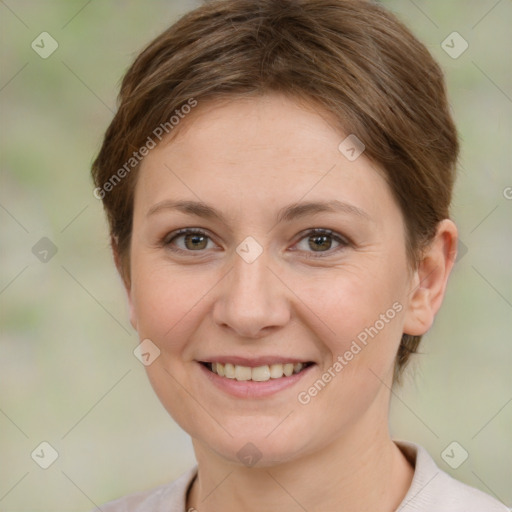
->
xmin=212 ymin=251 xmax=291 ymax=339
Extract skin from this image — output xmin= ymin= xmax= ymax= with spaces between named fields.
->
xmin=120 ymin=93 xmax=458 ymax=511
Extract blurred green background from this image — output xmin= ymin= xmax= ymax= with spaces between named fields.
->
xmin=1 ymin=1 xmax=511 ymax=510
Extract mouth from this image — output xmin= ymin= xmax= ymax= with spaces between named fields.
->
xmin=200 ymin=361 xmax=315 ymax=382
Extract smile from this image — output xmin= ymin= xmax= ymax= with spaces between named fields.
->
xmin=202 ymin=362 xmax=314 ymax=381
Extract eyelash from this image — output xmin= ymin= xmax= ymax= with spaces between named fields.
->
xmin=162 ymin=228 xmax=350 ymax=258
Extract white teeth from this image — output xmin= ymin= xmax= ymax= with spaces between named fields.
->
xmin=224 ymin=363 xmax=236 ymax=379
xmin=235 ymin=365 xmax=252 ymax=381
xmin=283 ymin=363 xmax=294 ymax=377
xmin=252 ymin=365 xmax=271 ymax=382
xmin=209 ymin=362 xmax=308 ymax=381
xmin=269 ymin=363 xmax=284 ymax=379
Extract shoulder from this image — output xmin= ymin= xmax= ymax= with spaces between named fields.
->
xmin=395 ymin=441 xmax=509 ymax=512
xmin=93 ymin=466 xmax=197 ymax=512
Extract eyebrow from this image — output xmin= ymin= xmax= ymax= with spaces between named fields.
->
xmin=146 ymin=199 xmax=371 ymax=223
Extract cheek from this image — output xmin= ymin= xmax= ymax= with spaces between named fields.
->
xmin=293 ymin=258 xmax=408 ymax=398
xmin=298 ymin=262 xmax=406 ymax=342
xmin=129 ymin=264 xmax=215 ymax=434
xmin=130 ymin=261 xmax=196 ymax=345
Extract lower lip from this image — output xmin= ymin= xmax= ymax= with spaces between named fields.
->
xmin=197 ymin=362 xmax=315 ymax=399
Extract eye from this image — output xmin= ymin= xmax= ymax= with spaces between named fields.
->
xmin=164 ymin=228 xmax=216 ymax=252
xmin=293 ymin=228 xmax=349 ymax=257
xmin=162 ymin=227 xmax=349 ymax=257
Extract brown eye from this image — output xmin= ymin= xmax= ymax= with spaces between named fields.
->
xmin=294 ymin=228 xmax=349 ymax=257
xmin=308 ymin=233 xmax=333 ymax=252
xmin=183 ymin=232 xmax=208 ymax=250
xmin=165 ymin=229 xmax=214 ymax=252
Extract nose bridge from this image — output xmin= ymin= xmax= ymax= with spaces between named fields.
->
xmin=232 ymin=252 xmax=271 ymax=302
xmin=212 ymin=246 xmax=290 ymax=337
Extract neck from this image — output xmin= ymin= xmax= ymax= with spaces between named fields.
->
xmin=187 ymin=399 xmax=413 ymax=511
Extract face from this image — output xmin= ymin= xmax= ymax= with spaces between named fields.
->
xmin=126 ymin=93 xmax=422 ymax=466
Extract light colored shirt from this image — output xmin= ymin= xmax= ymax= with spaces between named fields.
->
xmin=95 ymin=441 xmax=510 ymax=511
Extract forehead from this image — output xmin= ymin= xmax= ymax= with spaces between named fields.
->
xmin=167 ymin=94 xmax=345 ymax=164
xmin=134 ymin=93 xmax=400 ymax=227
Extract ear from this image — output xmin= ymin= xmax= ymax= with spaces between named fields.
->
xmin=403 ymin=219 xmax=458 ymax=336
xmin=111 ymin=235 xmax=137 ymax=331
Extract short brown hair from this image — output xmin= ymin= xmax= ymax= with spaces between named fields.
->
xmin=92 ymin=0 xmax=459 ymax=380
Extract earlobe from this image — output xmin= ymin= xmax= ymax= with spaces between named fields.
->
xmin=403 ymin=219 xmax=458 ymax=336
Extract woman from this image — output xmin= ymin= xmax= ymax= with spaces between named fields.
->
xmin=91 ymin=0 xmax=508 ymax=510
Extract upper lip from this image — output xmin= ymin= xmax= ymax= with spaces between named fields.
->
xmin=198 ymin=356 xmax=314 ymax=367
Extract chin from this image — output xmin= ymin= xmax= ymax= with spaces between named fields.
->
xmin=208 ymin=436 xmax=306 ymax=469
xmin=190 ymin=414 xmax=321 ymax=469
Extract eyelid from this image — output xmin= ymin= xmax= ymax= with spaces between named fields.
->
xmin=162 ymin=227 xmax=350 ymax=257
xmin=162 ymin=227 xmax=218 ymax=254
xmin=290 ymin=228 xmax=350 ymax=258
xmin=163 ymin=227 xmax=210 ymax=244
